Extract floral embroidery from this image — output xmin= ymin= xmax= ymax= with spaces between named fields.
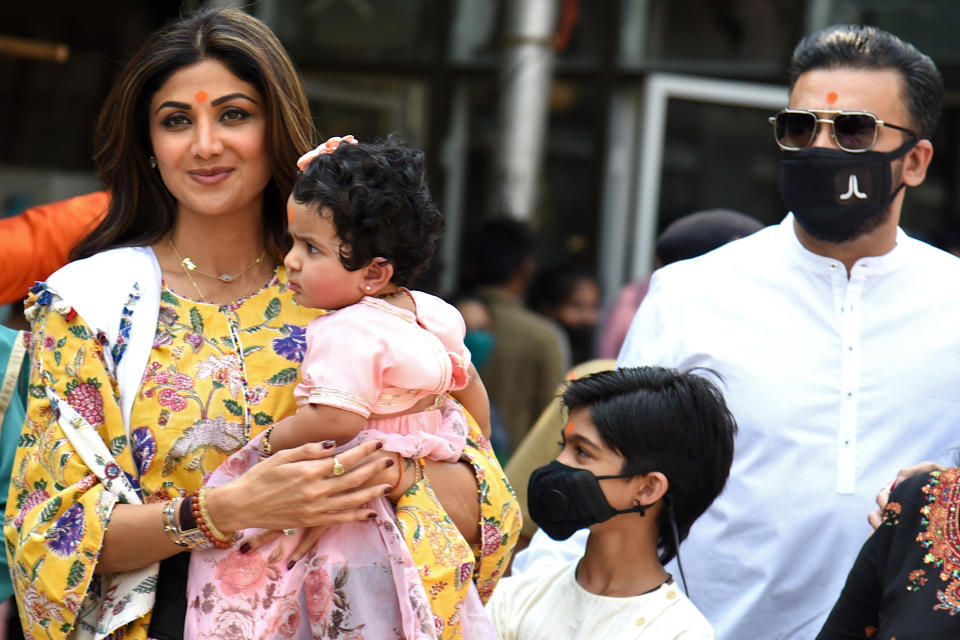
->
xmin=883 ymin=501 xmax=902 ymax=527
xmin=917 ymin=469 xmax=960 ymax=584
xmin=907 ymin=569 xmax=928 ymax=591
xmin=934 ymin=580 xmax=960 ymax=615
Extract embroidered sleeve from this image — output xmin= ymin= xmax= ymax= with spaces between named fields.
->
xmin=5 ymin=288 xmax=139 ymax=639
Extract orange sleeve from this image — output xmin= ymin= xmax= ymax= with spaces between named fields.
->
xmin=0 ymin=191 xmax=109 ymax=306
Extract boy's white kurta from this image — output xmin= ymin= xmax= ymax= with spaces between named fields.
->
xmin=487 ymin=560 xmax=712 ymax=639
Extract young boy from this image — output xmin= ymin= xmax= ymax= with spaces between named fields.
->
xmin=486 ymin=366 xmax=737 ymax=639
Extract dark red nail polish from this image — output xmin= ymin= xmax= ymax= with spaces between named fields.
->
xmin=367 ymin=512 xmax=377 ymax=519
xmin=239 ymin=542 xmax=251 ymax=554
xmin=287 ymin=560 xmax=295 ymax=570
xmin=322 ymin=440 xmax=335 ymax=449
xmin=385 ymin=458 xmax=394 ymax=468
xmin=375 ymin=441 xmax=384 ymax=450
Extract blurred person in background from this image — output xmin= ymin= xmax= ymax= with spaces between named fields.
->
xmin=453 ymin=292 xmax=513 ymax=458
xmin=464 ymin=219 xmax=568 ymax=456
xmin=528 ymin=266 xmax=600 ymax=366
xmin=598 ymin=209 xmax=763 ymax=359
xmin=0 ymin=191 xmax=109 ymax=308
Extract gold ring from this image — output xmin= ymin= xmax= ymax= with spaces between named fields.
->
xmin=332 ymin=457 xmax=345 ymax=476
xmin=282 ymin=528 xmax=296 ymax=536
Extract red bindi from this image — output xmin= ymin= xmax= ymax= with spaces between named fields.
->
xmin=826 ymin=91 xmax=838 ymax=104
xmin=195 ymin=91 xmax=208 ymax=103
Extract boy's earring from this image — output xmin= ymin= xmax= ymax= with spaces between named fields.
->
xmin=149 ymin=156 xmax=157 ymax=169
xmin=365 ymin=285 xmax=372 ymax=291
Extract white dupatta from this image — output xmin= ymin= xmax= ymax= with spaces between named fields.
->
xmin=42 ymin=247 xmax=162 ymax=639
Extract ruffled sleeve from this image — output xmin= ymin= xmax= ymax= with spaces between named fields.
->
xmin=5 ymin=289 xmax=144 ymax=640
xmin=295 ymin=311 xmax=394 ymax=418
xmin=411 ymin=292 xmax=472 ymax=391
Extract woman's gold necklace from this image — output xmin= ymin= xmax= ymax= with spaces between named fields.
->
xmin=169 ymin=239 xmax=208 ymax=303
xmin=167 ymin=238 xmax=266 ymax=283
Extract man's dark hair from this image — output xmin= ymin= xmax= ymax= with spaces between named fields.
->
xmin=656 ymin=209 xmax=764 ymax=266
xmin=562 ymin=367 xmax=737 ymax=564
xmin=788 ymin=24 xmax=943 ymax=139
xmin=293 ymin=136 xmax=444 ymax=287
xmin=467 ymin=218 xmax=537 ymax=287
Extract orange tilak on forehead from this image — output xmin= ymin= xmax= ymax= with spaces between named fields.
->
xmin=195 ymin=90 xmax=208 ymax=103
xmin=565 ymin=420 xmax=574 ymax=435
xmin=826 ymin=91 xmax=838 ymax=105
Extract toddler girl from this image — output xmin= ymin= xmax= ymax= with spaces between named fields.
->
xmin=186 ymin=137 xmax=502 ymax=640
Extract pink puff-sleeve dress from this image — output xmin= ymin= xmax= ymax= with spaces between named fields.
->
xmin=294 ymin=292 xmax=470 ymax=461
xmin=185 ymin=292 xmax=497 ymax=640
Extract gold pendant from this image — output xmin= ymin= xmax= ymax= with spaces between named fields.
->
xmin=181 ymin=257 xmax=197 ymax=271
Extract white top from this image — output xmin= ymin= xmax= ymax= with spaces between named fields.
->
xmin=514 ymin=215 xmax=960 ymax=639
xmin=487 ymin=560 xmax=713 ymax=640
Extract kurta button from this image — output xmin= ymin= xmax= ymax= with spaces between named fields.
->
xmin=635 ymin=617 xmax=646 ymax=626
xmin=829 ymin=263 xmax=838 ymax=271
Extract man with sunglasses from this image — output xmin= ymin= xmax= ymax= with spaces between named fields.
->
xmin=514 ymin=24 xmax=960 ymax=639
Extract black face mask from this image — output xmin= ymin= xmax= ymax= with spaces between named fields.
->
xmin=527 ymin=460 xmax=650 ymax=541
xmin=778 ymin=139 xmax=918 ymax=243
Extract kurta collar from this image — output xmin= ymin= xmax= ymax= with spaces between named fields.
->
xmin=780 ymin=213 xmax=910 ymax=277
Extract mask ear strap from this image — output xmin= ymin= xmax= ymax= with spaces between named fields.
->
xmin=665 ymin=493 xmax=690 ymax=598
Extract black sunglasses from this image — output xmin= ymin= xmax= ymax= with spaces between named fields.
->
xmin=769 ymin=109 xmax=919 ymax=153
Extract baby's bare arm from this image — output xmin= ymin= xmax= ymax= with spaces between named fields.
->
xmin=268 ymin=403 xmax=367 ymax=451
xmin=451 ymin=364 xmax=491 ymax=439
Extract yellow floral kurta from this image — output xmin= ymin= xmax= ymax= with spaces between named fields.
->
xmin=5 ymin=266 xmax=520 ymax=640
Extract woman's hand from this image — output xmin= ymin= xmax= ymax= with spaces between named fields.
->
xmin=206 ymin=439 xmax=393 ymax=534
xmin=868 ymin=460 xmax=942 ymax=529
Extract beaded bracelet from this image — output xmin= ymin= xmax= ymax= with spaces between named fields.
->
xmin=191 ymin=490 xmax=231 ymax=549
xmin=176 ymin=493 xmax=213 ymax=549
xmin=197 ymin=487 xmax=232 ymax=546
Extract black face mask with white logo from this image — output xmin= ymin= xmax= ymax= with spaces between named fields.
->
xmin=778 ymin=139 xmax=918 ymax=243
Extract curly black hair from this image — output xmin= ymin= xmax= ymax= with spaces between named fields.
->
xmin=292 ymin=137 xmax=445 ymax=287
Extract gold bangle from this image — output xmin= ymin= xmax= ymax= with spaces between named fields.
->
xmin=162 ymin=497 xmax=187 ymax=547
xmin=197 ymin=487 xmax=231 ymax=544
